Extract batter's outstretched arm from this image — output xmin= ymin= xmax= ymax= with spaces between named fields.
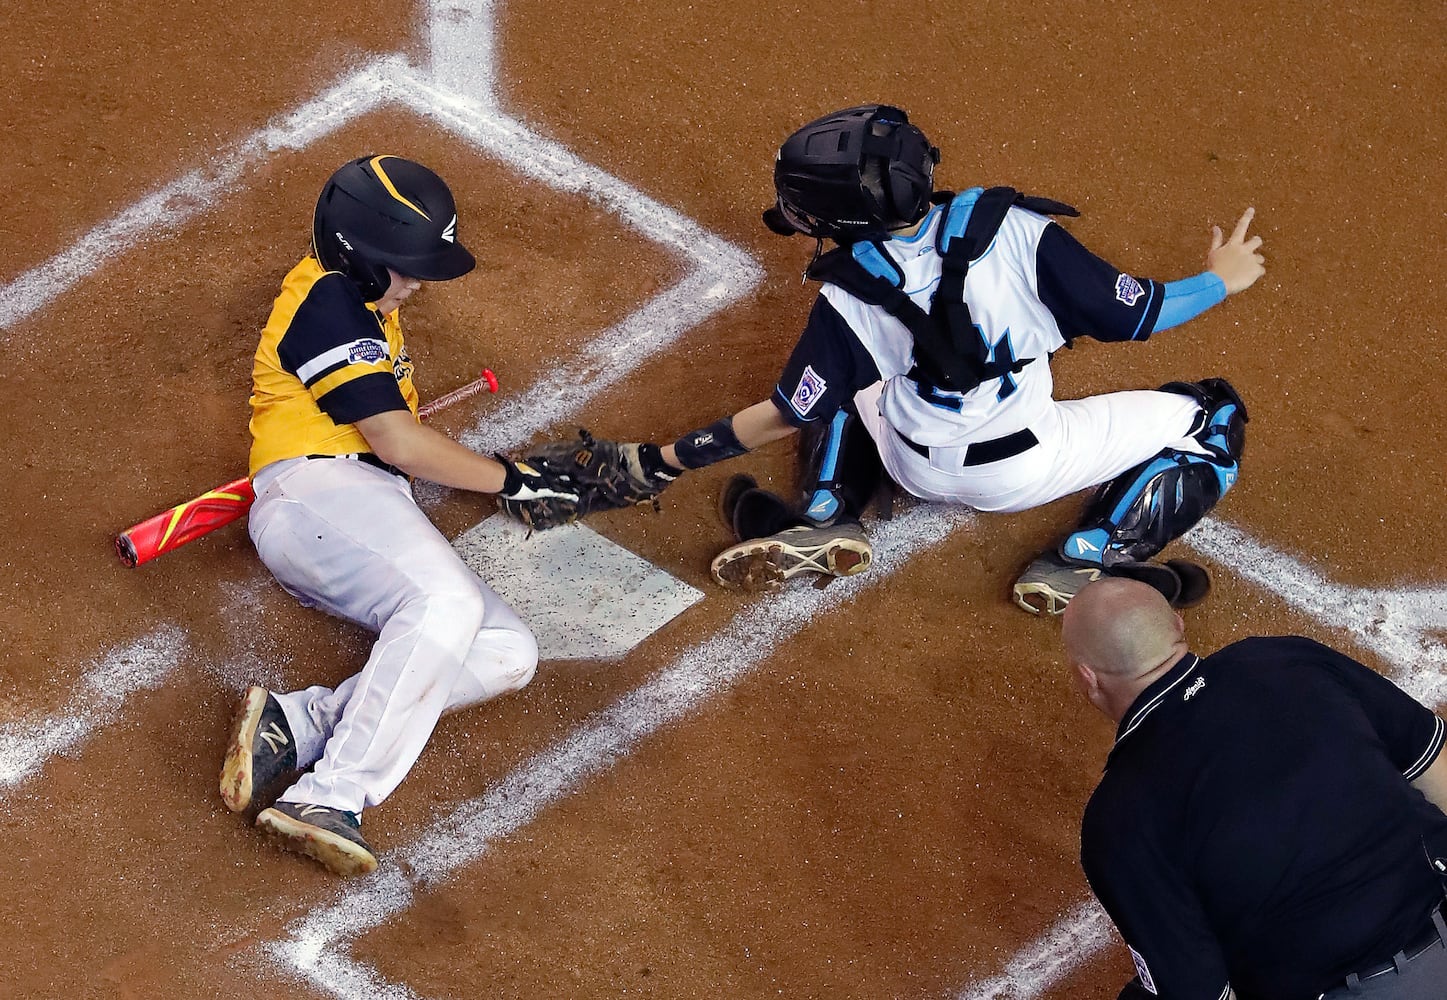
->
xmin=355 ymin=409 xmax=511 ymax=493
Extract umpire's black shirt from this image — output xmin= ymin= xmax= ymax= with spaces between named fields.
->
xmin=1081 ymin=636 xmax=1447 ymax=1000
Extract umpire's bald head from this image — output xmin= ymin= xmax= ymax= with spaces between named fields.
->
xmin=1062 ymin=578 xmax=1188 ymax=721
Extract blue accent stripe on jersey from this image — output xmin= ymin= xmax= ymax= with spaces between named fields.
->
xmin=1152 ymin=271 xmax=1227 ymax=334
xmin=1127 ymin=281 xmax=1159 ymax=341
xmin=817 ymin=410 xmax=847 ymax=480
xmin=851 ymin=241 xmax=901 ymax=285
xmin=936 ymin=187 xmax=983 ymax=251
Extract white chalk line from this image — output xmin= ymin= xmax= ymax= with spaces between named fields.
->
xmin=954 ymin=901 xmax=1114 ymax=1000
xmin=1186 ymin=518 xmax=1447 ymax=705
xmin=0 ymin=625 xmax=189 ymax=795
xmin=7 ymin=2 xmax=1446 ymax=997
xmin=0 ymin=15 xmax=760 ymax=812
xmin=266 ymin=505 xmax=975 ymax=998
xmin=0 ymin=65 xmax=396 ymax=333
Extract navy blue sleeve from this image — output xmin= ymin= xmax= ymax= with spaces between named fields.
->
xmin=1272 ymin=636 xmax=1446 ymax=779
xmin=771 ymin=295 xmax=883 ymax=426
xmin=277 ymin=272 xmax=408 ymax=424
xmin=1036 ymin=223 xmax=1166 ymax=344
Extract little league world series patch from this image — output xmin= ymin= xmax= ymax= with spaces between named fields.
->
xmin=1114 ymin=273 xmax=1146 ymax=306
xmin=347 ymin=338 xmax=388 ymax=364
xmin=790 ymin=365 xmax=827 ymax=417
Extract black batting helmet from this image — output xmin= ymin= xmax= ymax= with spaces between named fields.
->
xmin=312 ymin=155 xmax=476 ymax=302
xmin=763 ymin=105 xmax=940 ymax=243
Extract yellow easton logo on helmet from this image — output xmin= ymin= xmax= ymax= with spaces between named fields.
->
xmin=369 ymin=156 xmax=431 ymax=221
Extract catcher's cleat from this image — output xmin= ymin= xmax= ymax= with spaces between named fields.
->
xmin=1013 ymin=552 xmax=1214 ymax=616
xmin=220 ymin=686 xmax=297 ymax=813
xmin=710 ymin=522 xmax=873 ymax=591
xmin=1012 ymin=550 xmax=1106 ymax=616
xmin=256 ymin=801 xmax=378 ymax=876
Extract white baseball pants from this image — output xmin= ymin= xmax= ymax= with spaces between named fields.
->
xmin=856 ymin=385 xmax=1207 ymax=513
xmin=248 ymin=457 xmax=537 ymax=815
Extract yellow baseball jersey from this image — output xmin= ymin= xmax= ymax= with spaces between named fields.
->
xmin=248 ymin=256 xmax=419 ymax=477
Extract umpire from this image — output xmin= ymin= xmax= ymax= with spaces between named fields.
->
xmin=1062 ymin=578 xmax=1447 ymax=999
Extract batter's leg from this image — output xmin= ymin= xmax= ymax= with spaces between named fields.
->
xmin=248 ymin=459 xmax=499 ymax=813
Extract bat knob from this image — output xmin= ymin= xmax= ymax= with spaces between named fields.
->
xmin=115 ymin=534 xmax=140 ymax=568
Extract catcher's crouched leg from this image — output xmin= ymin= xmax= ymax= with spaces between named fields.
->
xmin=710 ymin=478 xmax=872 ymax=591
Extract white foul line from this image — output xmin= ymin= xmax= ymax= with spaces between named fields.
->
xmin=0 ymin=625 xmax=188 ymax=794
xmin=267 ymin=505 xmax=976 ymax=998
xmin=8 ymin=1 xmax=1447 ymax=997
xmin=954 ymin=901 xmax=1114 ymax=1000
xmin=0 ymin=66 xmax=395 ymax=333
xmin=1186 ymin=518 xmax=1447 ymax=705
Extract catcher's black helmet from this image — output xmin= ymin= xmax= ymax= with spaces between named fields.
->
xmin=312 ymin=155 xmax=476 ymax=302
xmin=763 ymin=105 xmax=940 ymax=243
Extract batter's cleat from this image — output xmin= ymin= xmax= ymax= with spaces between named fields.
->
xmin=710 ymin=522 xmax=873 ymax=591
xmin=1012 ymin=551 xmax=1105 ymax=616
xmin=256 ymin=801 xmax=378 ymax=876
xmin=219 ymin=686 xmax=297 ymax=813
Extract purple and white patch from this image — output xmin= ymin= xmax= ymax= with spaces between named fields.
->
xmin=1114 ymin=273 xmax=1146 ymax=306
xmin=347 ymin=339 xmax=388 ymax=364
xmin=789 ymin=365 xmax=827 ymax=417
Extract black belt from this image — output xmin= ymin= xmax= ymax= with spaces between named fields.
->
xmin=305 ymin=452 xmax=408 ymax=479
xmin=896 ymin=427 xmax=1039 ymax=467
xmin=1344 ymin=906 xmax=1447 ymax=987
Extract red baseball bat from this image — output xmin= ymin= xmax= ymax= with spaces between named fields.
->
xmin=116 ymin=479 xmax=256 ymax=567
xmin=116 ymin=368 xmax=499 ymax=567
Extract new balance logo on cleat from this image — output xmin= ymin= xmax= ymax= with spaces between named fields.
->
xmin=219 ymin=686 xmax=297 ymax=813
xmin=259 ymin=722 xmax=289 ymax=754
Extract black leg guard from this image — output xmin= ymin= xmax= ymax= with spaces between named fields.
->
xmin=1060 ymin=378 xmax=1247 ymax=568
xmin=796 ymin=408 xmax=885 ymax=526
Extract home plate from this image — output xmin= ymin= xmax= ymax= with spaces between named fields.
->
xmin=452 ymin=516 xmax=704 ymax=660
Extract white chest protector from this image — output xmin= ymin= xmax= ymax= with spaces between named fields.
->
xmin=820 ymin=194 xmax=1070 ymax=447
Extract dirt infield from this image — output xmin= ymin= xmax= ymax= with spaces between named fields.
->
xmin=2 ymin=0 xmax=1444 ymax=997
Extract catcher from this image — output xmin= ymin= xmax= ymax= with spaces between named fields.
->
xmin=502 ymin=104 xmax=1265 ymax=616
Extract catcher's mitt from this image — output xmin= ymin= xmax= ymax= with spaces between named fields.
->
xmin=498 ymin=429 xmax=681 ymax=530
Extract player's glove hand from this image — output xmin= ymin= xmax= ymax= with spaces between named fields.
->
xmin=496 ymin=455 xmax=583 ymax=530
xmin=497 ymin=429 xmax=683 ymax=531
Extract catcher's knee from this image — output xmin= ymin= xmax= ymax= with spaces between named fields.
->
xmin=1160 ymin=377 xmax=1248 ymax=463
xmin=1061 ymin=442 xmax=1242 ymax=568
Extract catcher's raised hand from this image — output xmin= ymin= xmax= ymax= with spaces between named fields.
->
xmin=497 ymin=430 xmax=684 ymax=531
